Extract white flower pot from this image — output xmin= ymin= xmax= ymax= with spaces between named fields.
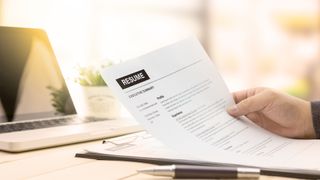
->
xmin=68 ymin=83 xmax=120 ymax=119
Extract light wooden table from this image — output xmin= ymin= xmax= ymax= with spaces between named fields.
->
xmin=0 ymin=140 xmax=298 ymax=180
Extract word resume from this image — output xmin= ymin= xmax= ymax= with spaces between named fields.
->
xmin=101 ymin=37 xmax=320 ymax=170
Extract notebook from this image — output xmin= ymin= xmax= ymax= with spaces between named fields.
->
xmin=76 ymin=131 xmax=320 ymax=179
xmin=0 ymin=26 xmax=142 ymax=152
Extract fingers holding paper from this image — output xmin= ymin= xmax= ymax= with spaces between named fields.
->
xmin=227 ymin=87 xmax=316 ymax=139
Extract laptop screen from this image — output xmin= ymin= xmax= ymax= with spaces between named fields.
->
xmin=0 ymin=27 xmax=76 ymax=123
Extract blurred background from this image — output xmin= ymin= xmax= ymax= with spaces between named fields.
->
xmin=0 ymin=0 xmax=319 ymax=100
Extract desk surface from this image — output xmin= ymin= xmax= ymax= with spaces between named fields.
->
xmin=0 ymin=140 xmax=298 ymax=180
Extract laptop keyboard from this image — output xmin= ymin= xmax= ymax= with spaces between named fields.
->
xmin=0 ymin=116 xmax=107 ymax=134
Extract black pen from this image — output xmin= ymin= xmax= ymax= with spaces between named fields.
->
xmin=138 ymin=165 xmax=260 ymax=179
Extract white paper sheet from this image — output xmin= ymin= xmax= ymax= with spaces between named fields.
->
xmin=85 ymin=131 xmax=320 ymax=171
xmin=100 ymin=37 xmax=320 ymax=169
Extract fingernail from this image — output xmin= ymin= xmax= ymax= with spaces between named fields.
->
xmin=227 ymin=105 xmax=238 ymax=114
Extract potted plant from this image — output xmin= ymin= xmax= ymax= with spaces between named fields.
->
xmin=47 ymin=84 xmax=76 ymax=115
xmin=68 ymin=65 xmax=120 ymax=119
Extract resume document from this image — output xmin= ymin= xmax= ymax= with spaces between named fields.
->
xmin=101 ymin=37 xmax=320 ymax=170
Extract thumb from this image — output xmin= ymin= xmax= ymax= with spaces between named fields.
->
xmin=227 ymin=91 xmax=271 ymax=117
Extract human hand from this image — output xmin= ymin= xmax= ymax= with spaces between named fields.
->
xmin=227 ymin=87 xmax=316 ymax=139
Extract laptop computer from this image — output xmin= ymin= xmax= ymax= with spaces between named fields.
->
xmin=0 ymin=26 xmax=142 ymax=152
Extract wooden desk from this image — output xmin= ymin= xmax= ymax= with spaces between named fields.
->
xmin=0 ymin=141 xmax=298 ymax=180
